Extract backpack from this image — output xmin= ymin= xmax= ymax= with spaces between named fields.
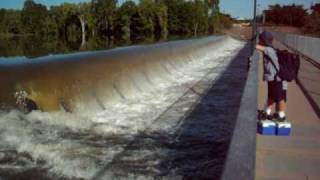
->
xmin=269 ymin=49 xmax=300 ymax=82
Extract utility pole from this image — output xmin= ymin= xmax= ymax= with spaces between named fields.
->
xmin=252 ymin=0 xmax=258 ymax=54
xmin=253 ymin=0 xmax=257 ymax=40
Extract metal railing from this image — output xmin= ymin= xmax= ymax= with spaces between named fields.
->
xmin=272 ymin=31 xmax=320 ymax=118
xmin=271 ymin=31 xmax=320 ymax=64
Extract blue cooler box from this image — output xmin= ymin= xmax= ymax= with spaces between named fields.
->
xmin=276 ymin=121 xmax=292 ymax=136
xmin=258 ymin=120 xmax=276 ymax=135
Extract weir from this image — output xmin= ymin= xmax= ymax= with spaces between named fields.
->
xmin=0 ymin=36 xmax=251 ymax=179
xmin=0 ymin=36 xmax=228 ymax=113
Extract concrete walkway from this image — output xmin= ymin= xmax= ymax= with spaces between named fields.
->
xmin=255 ymin=40 xmax=320 ymax=180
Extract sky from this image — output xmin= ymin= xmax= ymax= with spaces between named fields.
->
xmin=220 ymin=0 xmax=319 ymax=19
xmin=0 ymin=0 xmax=319 ymax=19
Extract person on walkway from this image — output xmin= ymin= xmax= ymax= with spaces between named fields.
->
xmin=256 ymin=31 xmax=287 ymax=122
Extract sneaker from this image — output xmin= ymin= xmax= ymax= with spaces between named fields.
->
xmin=258 ymin=110 xmax=266 ymax=120
xmin=266 ymin=114 xmax=274 ymax=120
xmin=273 ymin=113 xmax=286 ymax=122
xmin=258 ymin=110 xmax=273 ymax=120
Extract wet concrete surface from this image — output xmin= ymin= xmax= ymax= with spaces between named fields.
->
xmin=92 ymin=43 xmax=251 ymax=179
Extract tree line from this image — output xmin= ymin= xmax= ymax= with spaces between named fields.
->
xmin=263 ymin=3 xmax=320 ymax=36
xmin=0 ymin=0 xmax=233 ymax=42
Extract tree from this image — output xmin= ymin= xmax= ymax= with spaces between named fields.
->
xmin=208 ymin=12 xmax=220 ymax=34
xmin=304 ymin=3 xmax=320 ymax=36
xmin=194 ymin=0 xmax=209 ymax=36
xmin=161 ymin=0 xmax=184 ymax=35
xmin=91 ymin=0 xmax=117 ymax=37
xmin=42 ymin=11 xmax=59 ymax=37
xmin=80 ymin=3 xmax=96 ymax=37
xmin=0 ymin=0 xmax=228 ymax=43
xmin=134 ymin=0 xmax=168 ymax=39
xmin=0 ymin=9 xmax=22 ymax=34
xmin=130 ymin=0 xmax=156 ymax=40
xmin=131 ymin=7 xmax=153 ymax=40
xmin=265 ymin=4 xmax=307 ymax=27
xmin=50 ymin=2 xmax=91 ymax=44
xmin=206 ymin=0 xmax=220 ymax=34
xmin=311 ymin=3 xmax=320 ymax=14
xmin=21 ymin=0 xmax=48 ymax=34
xmin=208 ymin=0 xmax=219 ymax=16
xmin=153 ymin=1 xmax=168 ymax=39
xmin=0 ymin=9 xmax=5 ymax=33
xmin=177 ymin=0 xmax=208 ymax=36
xmin=77 ymin=3 xmax=95 ymax=47
xmin=114 ymin=1 xmax=137 ymax=41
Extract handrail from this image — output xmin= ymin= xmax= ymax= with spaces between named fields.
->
xmin=272 ymin=33 xmax=320 ymax=70
xmin=272 ymin=31 xmax=320 ymax=118
xmin=271 ymin=31 xmax=320 ymax=65
xmin=221 ymin=46 xmax=259 ymax=180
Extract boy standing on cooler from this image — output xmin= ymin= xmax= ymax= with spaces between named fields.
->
xmin=256 ymin=31 xmax=287 ymax=122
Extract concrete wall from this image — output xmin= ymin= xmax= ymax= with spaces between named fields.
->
xmin=272 ymin=32 xmax=320 ymax=63
xmin=221 ymin=48 xmax=258 ymax=180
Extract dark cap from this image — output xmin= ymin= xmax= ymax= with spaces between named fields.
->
xmin=259 ymin=31 xmax=273 ymax=47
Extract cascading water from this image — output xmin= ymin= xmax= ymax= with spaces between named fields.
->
xmin=0 ymin=37 xmax=245 ymax=179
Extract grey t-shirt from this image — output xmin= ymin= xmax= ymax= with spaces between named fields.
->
xmin=262 ymin=47 xmax=288 ymax=90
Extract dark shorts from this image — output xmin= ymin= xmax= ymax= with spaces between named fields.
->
xmin=268 ymin=81 xmax=287 ymax=103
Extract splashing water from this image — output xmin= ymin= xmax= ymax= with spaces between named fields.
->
xmin=0 ymin=38 xmax=245 ymax=179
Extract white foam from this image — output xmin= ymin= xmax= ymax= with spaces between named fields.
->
xmin=0 ymin=38 xmax=245 ymax=179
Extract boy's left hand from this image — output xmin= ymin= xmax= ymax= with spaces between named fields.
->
xmin=256 ymin=44 xmax=265 ymax=52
